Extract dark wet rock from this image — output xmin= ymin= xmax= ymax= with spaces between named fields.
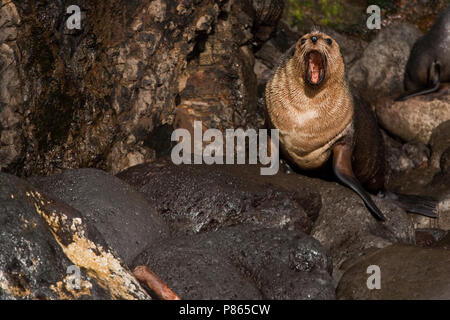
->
xmin=311 ymin=182 xmax=414 ymax=284
xmin=348 ymin=23 xmax=422 ymax=104
xmin=415 ymin=228 xmax=448 ymax=247
xmin=430 ymin=120 xmax=450 ymax=169
xmin=387 ymin=134 xmax=450 ymax=230
xmin=133 ymin=224 xmax=335 ymax=300
xmin=0 ymin=173 xmax=149 ymax=299
xmin=426 ymin=169 xmax=450 ymax=230
xmin=27 ymin=168 xmax=169 ymax=266
xmin=441 ymin=147 xmax=450 ymax=174
xmin=117 ymin=160 xmax=321 ymax=235
xmin=118 ymin=160 xmax=415 ymax=285
xmin=251 ymin=0 xmax=285 ymax=43
xmin=386 ymin=166 xmax=442 ymax=230
xmin=337 ymin=244 xmax=450 ymax=299
xmin=432 ymin=231 xmax=450 ymax=250
xmin=383 ymin=131 xmax=430 ymax=174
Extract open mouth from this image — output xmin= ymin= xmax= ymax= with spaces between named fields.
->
xmin=306 ymin=51 xmax=326 ymax=86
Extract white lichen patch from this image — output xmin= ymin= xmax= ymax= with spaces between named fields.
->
xmin=27 ymin=190 xmax=150 ymax=300
xmin=50 ymin=274 xmax=92 ymax=299
xmin=0 ymin=270 xmax=31 ymax=299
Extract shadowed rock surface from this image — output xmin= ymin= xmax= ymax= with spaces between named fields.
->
xmin=0 ymin=173 xmax=149 ymax=299
xmin=27 ymin=168 xmax=169 ymax=266
xmin=337 ymin=244 xmax=450 ymax=299
xmin=387 ymin=122 xmax=450 ymax=230
xmin=311 ymin=187 xmax=414 ymax=284
xmin=118 ymin=160 xmax=415 ymax=284
xmin=133 ymin=224 xmax=335 ymax=300
xmin=430 ymin=120 xmax=450 ymax=169
xmin=117 ymin=160 xmax=321 ymax=235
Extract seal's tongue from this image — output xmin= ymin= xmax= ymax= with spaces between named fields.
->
xmin=308 ymin=51 xmax=323 ymax=84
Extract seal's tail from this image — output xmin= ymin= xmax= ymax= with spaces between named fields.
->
xmin=382 ymin=191 xmax=438 ymax=218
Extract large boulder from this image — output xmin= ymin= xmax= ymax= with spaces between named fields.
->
xmin=28 ymin=168 xmax=169 ymax=266
xmin=382 ymin=131 xmax=431 ymax=174
xmin=117 ymin=160 xmax=321 ymax=235
xmin=0 ymin=173 xmax=149 ymax=299
xmin=310 ymin=177 xmax=415 ymax=284
xmin=133 ymin=225 xmax=335 ymax=300
xmin=337 ymin=244 xmax=450 ymax=299
xmin=348 ymin=23 xmax=422 ymax=104
xmin=376 ymin=86 xmax=450 ymax=144
xmin=430 ymin=120 xmax=450 ymax=169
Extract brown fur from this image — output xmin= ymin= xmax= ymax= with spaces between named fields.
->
xmin=265 ymin=31 xmax=385 ymax=191
xmin=265 ymin=31 xmax=353 ymax=169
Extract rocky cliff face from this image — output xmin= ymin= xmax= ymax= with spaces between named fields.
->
xmin=0 ymin=0 xmax=282 ymax=176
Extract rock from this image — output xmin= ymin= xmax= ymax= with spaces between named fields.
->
xmin=348 ymin=23 xmax=422 ymax=104
xmin=441 ymin=147 xmax=450 ymax=174
xmin=311 ymin=180 xmax=415 ymax=284
xmin=433 ymin=231 xmax=450 ymax=250
xmin=117 ymin=160 xmax=320 ymax=235
xmin=389 ymin=171 xmax=450 ymax=231
xmin=386 ymin=135 xmax=450 ymax=230
xmin=133 ymin=225 xmax=335 ymax=300
xmin=251 ymin=0 xmax=285 ymax=43
xmin=1 ymin=0 xmax=283 ymax=176
xmin=28 ymin=168 xmax=169 ymax=266
xmin=383 ymin=131 xmax=430 ymax=173
xmin=430 ymin=120 xmax=450 ymax=169
xmin=319 ymin=27 xmax=368 ymax=68
xmin=376 ymin=86 xmax=450 ymax=144
xmin=0 ymin=1 xmax=23 ymax=172
xmin=255 ymin=39 xmax=283 ymax=70
xmin=0 ymin=173 xmax=149 ymax=299
xmin=415 ymin=228 xmax=448 ymax=247
xmin=337 ymin=244 xmax=450 ymax=299
xmin=118 ymin=159 xmax=415 ymax=284
xmin=427 ymin=169 xmax=450 ymax=230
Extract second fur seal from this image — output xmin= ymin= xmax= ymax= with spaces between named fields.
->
xmin=397 ymin=5 xmax=450 ymax=101
xmin=265 ymin=30 xmax=437 ymax=221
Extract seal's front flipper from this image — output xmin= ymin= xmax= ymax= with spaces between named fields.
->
xmin=333 ymin=144 xmax=386 ymax=221
xmin=396 ymin=62 xmax=441 ymax=101
xmin=381 ymin=191 xmax=438 ymax=218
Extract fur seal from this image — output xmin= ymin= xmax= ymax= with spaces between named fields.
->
xmin=397 ymin=5 xmax=450 ymax=101
xmin=265 ymin=30 xmax=437 ymax=221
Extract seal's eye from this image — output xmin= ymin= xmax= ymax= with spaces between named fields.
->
xmin=301 ymin=38 xmax=306 ymax=45
xmin=325 ymin=38 xmax=332 ymax=45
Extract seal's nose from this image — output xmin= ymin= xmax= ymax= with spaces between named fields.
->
xmin=311 ymin=36 xmax=318 ymax=44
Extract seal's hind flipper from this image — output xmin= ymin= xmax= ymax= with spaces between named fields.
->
xmin=381 ymin=191 xmax=438 ymax=218
xmin=333 ymin=144 xmax=386 ymax=221
xmin=396 ymin=62 xmax=441 ymax=101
